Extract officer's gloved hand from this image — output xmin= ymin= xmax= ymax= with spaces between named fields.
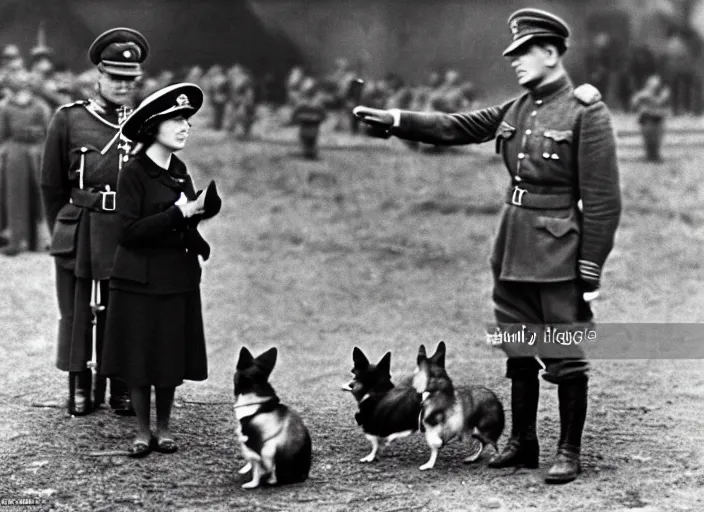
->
xmin=578 ymin=260 xmax=601 ymax=302
xmin=352 ymin=106 xmax=393 ymax=139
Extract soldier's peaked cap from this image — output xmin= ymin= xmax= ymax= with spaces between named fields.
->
xmin=503 ymin=8 xmax=570 ymax=57
xmin=122 ymin=83 xmax=203 ymax=142
xmin=89 ymin=27 xmax=149 ymax=77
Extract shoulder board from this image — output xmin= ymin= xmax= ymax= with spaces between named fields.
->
xmin=58 ymin=100 xmax=89 ymax=110
xmin=574 ymin=84 xmax=602 ymax=106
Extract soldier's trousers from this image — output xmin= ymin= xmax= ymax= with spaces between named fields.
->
xmin=54 ymin=262 xmax=126 ymax=397
xmin=492 ymin=276 xmax=592 ymax=383
xmin=639 ymin=119 xmax=664 ymax=161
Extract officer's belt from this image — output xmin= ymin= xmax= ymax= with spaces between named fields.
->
xmin=506 ymin=185 xmax=574 ymax=209
xmin=70 ymin=188 xmax=116 ymax=212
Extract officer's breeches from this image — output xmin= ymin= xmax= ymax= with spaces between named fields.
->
xmin=54 ymin=262 xmax=109 ymax=372
xmin=492 ymin=276 xmax=592 ymax=383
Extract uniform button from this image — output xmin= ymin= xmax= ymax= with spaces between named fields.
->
xmin=526 ymin=129 xmax=532 ymax=135
xmin=551 ymin=154 xmax=560 ymax=160
xmin=536 ymin=100 xmax=543 ymax=105
xmin=515 ymin=175 xmax=523 ymax=182
xmin=518 ymin=152 xmax=525 ymax=159
xmin=531 ymin=111 xmax=537 ymax=116
xmin=543 ymin=152 xmax=550 ymax=158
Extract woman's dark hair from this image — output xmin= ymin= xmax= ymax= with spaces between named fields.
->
xmin=135 ymin=119 xmax=160 ymax=150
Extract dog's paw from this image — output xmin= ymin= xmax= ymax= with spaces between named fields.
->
xmin=242 ymin=480 xmax=260 ymax=489
xmin=238 ymin=462 xmax=252 ymax=474
xmin=419 ymin=462 xmax=435 ymax=471
xmin=359 ymin=454 xmax=375 ymax=463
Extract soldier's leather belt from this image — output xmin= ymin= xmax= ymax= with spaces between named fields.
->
xmin=506 ymin=186 xmax=574 ymax=209
xmin=70 ymin=188 xmax=116 ymax=212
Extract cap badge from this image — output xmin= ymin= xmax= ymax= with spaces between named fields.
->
xmin=123 ymin=50 xmax=132 ymax=59
xmin=510 ymin=20 xmax=519 ymax=36
xmin=176 ymin=94 xmax=190 ymax=107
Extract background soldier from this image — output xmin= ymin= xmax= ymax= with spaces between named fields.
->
xmin=290 ymin=77 xmax=326 ymax=159
xmin=631 ymin=74 xmax=671 ymax=162
xmin=40 ymin=28 xmax=149 ymax=417
xmin=225 ymin=65 xmax=256 ymax=139
xmin=354 ymin=8 xmax=622 ymax=484
xmin=0 ymin=69 xmax=51 ymax=255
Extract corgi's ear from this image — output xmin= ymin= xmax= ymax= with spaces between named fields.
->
xmin=257 ymin=347 xmax=278 ymax=377
xmin=352 ymin=347 xmax=370 ymax=370
xmin=417 ymin=344 xmax=427 ymax=364
xmin=377 ymin=352 xmax=391 ymax=375
xmin=430 ymin=341 xmax=446 ymax=368
xmin=236 ymin=346 xmax=254 ymax=369
xmin=413 ymin=359 xmax=429 ymax=393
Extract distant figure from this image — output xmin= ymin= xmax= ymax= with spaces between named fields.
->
xmin=285 ymin=66 xmax=305 ymax=107
xmin=290 ymin=78 xmax=326 ymax=159
xmin=225 ymin=65 xmax=256 ymax=139
xmin=204 ymin=65 xmax=229 ymax=130
xmin=0 ymin=45 xmax=24 ymax=102
xmin=0 ymin=69 xmax=51 ymax=255
xmin=631 ymin=74 xmax=671 ymax=162
xmin=663 ymin=30 xmax=694 ymax=115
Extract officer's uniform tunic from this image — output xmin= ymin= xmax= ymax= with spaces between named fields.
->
xmin=391 ymin=74 xmax=621 ymax=382
xmin=41 ymin=99 xmax=133 ymax=372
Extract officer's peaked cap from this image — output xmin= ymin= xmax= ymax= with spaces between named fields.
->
xmin=122 ymin=83 xmax=203 ymax=142
xmin=503 ymin=8 xmax=570 ymax=57
xmin=89 ymin=27 xmax=149 ymax=77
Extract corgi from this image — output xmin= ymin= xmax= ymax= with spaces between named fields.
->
xmin=413 ymin=341 xmax=504 ymax=471
xmin=233 ymin=346 xmax=312 ymax=489
xmin=342 ymin=347 xmax=422 ymax=462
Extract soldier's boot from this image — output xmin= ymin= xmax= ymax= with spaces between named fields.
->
xmin=109 ymin=378 xmax=136 ymax=416
xmin=545 ymin=376 xmax=588 ymax=484
xmin=488 ymin=376 xmax=539 ymax=469
xmin=93 ymin=374 xmax=107 ymax=410
xmin=68 ymin=369 xmax=93 ymax=416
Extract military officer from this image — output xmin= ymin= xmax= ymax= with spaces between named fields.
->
xmin=40 ymin=28 xmax=150 ymax=417
xmin=354 ymin=8 xmax=622 ymax=484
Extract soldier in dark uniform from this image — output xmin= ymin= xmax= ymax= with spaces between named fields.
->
xmin=290 ymin=77 xmax=327 ymax=159
xmin=40 ymin=28 xmax=150 ymax=417
xmin=631 ymin=74 xmax=670 ymax=162
xmin=354 ymin=8 xmax=621 ymax=484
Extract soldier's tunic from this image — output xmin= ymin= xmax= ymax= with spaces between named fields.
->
xmin=40 ymin=99 xmax=133 ymax=372
xmin=391 ymin=75 xmax=621 ymax=382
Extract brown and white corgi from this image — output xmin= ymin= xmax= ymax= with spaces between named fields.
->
xmin=413 ymin=341 xmax=504 ymax=470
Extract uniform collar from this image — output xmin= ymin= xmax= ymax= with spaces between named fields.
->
xmin=138 ymin=151 xmax=188 ymax=189
xmin=529 ymin=74 xmax=572 ymax=102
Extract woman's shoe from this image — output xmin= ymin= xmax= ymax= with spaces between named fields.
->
xmin=155 ymin=437 xmax=178 ymax=454
xmin=128 ymin=437 xmax=154 ymax=458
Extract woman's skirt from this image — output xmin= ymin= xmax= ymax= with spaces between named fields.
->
xmin=101 ymin=288 xmax=207 ymax=388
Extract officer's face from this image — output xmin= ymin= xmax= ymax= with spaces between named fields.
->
xmin=508 ymin=43 xmax=557 ymax=88
xmin=98 ymin=72 xmax=138 ymax=105
xmin=155 ymin=115 xmax=191 ymax=152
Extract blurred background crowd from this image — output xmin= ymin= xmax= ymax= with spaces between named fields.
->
xmin=1 ymin=0 xmax=703 ymax=256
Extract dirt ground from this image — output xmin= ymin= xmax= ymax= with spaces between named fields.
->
xmin=1 ymin=109 xmax=704 ymax=512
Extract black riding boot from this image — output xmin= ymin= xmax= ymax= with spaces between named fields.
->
xmin=68 ymin=369 xmax=93 ymax=416
xmin=109 ymin=378 xmax=135 ymax=416
xmin=545 ymin=376 xmax=588 ymax=484
xmin=489 ymin=376 xmax=540 ymax=469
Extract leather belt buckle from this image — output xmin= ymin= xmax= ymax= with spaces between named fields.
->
xmin=101 ymin=190 xmax=116 ymax=211
xmin=511 ymin=186 xmax=527 ymax=206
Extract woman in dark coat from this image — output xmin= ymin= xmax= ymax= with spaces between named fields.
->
xmin=101 ymin=83 xmax=221 ymax=457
